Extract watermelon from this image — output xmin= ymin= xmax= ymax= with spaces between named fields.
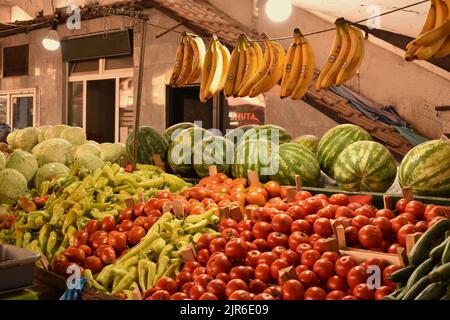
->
xmin=224 ymin=125 xmax=258 ymax=146
xmin=399 ymin=140 xmax=450 ymax=197
xmin=270 ymin=143 xmax=321 ymax=187
xmin=164 ymin=122 xmax=196 ymax=144
xmin=292 ymin=135 xmax=320 ymax=154
xmin=231 ymin=139 xmax=277 ymax=182
xmin=126 ymin=126 xmax=169 ymax=165
xmin=168 ymin=127 xmax=213 ymax=177
xmin=334 ymin=141 xmax=397 ymax=192
xmin=239 ymin=125 xmax=292 ymax=146
xmin=193 ymin=136 xmax=235 ymax=178
xmin=317 ymin=124 xmax=372 ymax=178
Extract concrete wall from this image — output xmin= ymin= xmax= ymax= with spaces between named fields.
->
xmin=0 ymin=5 xmax=11 ymax=23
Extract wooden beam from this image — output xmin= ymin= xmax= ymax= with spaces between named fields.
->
xmin=436 ymin=105 xmax=450 ymax=111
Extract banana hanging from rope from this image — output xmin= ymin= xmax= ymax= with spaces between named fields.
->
xmin=234 ymin=37 xmax=248 ymax=97
xmin=406 ymin=0 xmax=450 ymax=61
xmin=217 ymin=41 xmax=231 ymax=95
xmin=224 ymin=37 xmax=241 ymax=97
xmin=187 ymin=34 xmax=206 ymax=83
xmin=169 ymin=37 xmax=185 ymax=87
xmin=238 ymin=36 xmax=260 ymax=97
xmin=336 ymin=23 xmax=365 ymax=86
xmin=280 ymin=28 xmax=303 ymax=98
xmin=291 ymin=36 xmax=316 ymax=100
xmin=200 ymin=35 xmax=224 ymax=102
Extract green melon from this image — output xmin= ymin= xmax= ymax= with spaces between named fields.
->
xmin=224 ymin=125 xmax=258 ymax=146
xmin=399 ymin=140 xmax=450 ymax=197
xmin=126 ymin=126 xmax=169 ymax=165
xmin=239 ymin=125 xmax=292 ymax=146
xmin=293 ymin=135 xmax=320 ymax=154
xmin=168 ymin=127 xmax=213 ymax=177
xmin=231 ymin=139 xmax=277 ymax=182
xmin=334 ymin=141 xmax=397 ymax=192
xmin=270 ymin=143 xmax=321 ymax=187
xmin=164 ymin=122 xmax=196 ymax=144
xmin=193 ymin=136 xmax=235 ymax=178
xmin=317 ymin=124 xmax=372 ymax=178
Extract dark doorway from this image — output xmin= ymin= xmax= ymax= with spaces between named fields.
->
xmin=86 ymin=79 xmax=116 ymax=143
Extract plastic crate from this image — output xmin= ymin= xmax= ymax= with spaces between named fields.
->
xmin=0 ymin=245 xmax=40 ymax=292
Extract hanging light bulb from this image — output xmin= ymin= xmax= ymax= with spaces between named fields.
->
xmin=42 ymin=19 xmax=60 ymax=51
xmin=265 ymin=0 xmax=292 ymax=22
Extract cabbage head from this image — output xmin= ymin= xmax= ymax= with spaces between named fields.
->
xmin=75 ymin=142 xmax=101 ymax=158
xmin=15 ymin=127 xmax=39 ymax=152
xmin=100 ymin=143 xmax=127 ymax=163
xmin=38 ymin=125 xmax=52 ymax=143
xmin=32 ymin=138 xmax=75 ymax=166
xmin=88 ymin=140 xmax=99 ymax=145
xmin=34 ymin=162 xmax=70 ymax=190
xmin=75 ymin=154 xmax=104 ymax=172
xmin=0 ymin=152 xmax=5 ymax=170
xmin=61 ymin=127 xmax=87 ymax=146
xmin=7 ymin=131 xmax=18 ymax=149
xmin=44 ymin=125 xmax=70 ymax=140
xmin=0 ymin=168 xmax=28 ymax=204
xmin=6 ymin=150 xmax=38 ymax=183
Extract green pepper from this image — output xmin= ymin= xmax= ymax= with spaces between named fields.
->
xmin=94 ymin=177 xmax=109 ymax=190
xmin=146 ymin=261 xmax=157 ymax=290
xmin=40 ymin=180 xmax=50 ymax=196
xmin=183 ymin=220 xmax=210 ymax=234
xmin=67 ymin=226 xmax=77 ymax=247
xmin=121 ymin=255 xmax=140 ymax=269
xmin=50 ymin=203 xmax=65 ymax=225
xmin=84 ymin=269 xmax=107 ymax=292
xmin=15 ymin=230 xmax=24 ymax=247
xmin=27 ymin=240 xmax=41 ymax=254
xmin=201 ymin=227 xmax=221 ymax=237
xmin=138 ymin=177 xmax=165 ymax=189
xmin=158 ymin=244 xmax=175 ymax=265
xmin=46 ymin=231 xmax=59 ymax=260
xmin=138 ymin=260 xmax=148 ymax=293
xmin=185 ymin=208 xmax=215 ymax=224
xmin=91 ymin=210 xmax=118 ymax=221
xmin=163 ymin=258 xmax=182 ymax=278
xmin=22 ymin=232 xmax=32 ymax=248
xmin=91 ymin=203 xmax=112 ymax=211
xmin=38 ymin=224 xmax=51 ymax=255
xmin=143 ymin=238 xmax=166 ymax=258
xmin=96 ymin=265 xmax=115 ymax=289
xmin=62 ymin=210 xmax=77 ymax=234
xmin=112 ymin=267 xmax=128 ymax=278
xmin=112 ymin=266 xmax=137 ymax=294
xmin=155 ymin=256 xmax=170 ymax=282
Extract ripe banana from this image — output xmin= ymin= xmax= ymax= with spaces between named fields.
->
xmin=175 ymin=34 xmax=194 ymax=87
xmin=291 ymin=37 xmax=315 ymax=100
xmin=169 ymin=37 xmax=185 ymax=87
xmin=316 ymin=20 xmax=343 ymax=91
xmin=320 ymin=22 xmax=350 ymax=89
xmin=238 ymin=37 xmax=260 ymax=97
xmin=249 ymin=35 xmax=286 ymax=98
xmin=280 ymin=28 xmax=302 ymax=99
xmin=336 ymin=24 xmax=365 ymax=85
xmin=233 ymin=37 xmax=247 ymax=97
xmin=187 ymin=34 xmax=206 ymax=83
xmin=200 ymin=36 xmax=224 ymax=102
xmin=433 ymin=36 xmax=450 ymax=57
xmin=224 ymin=41 xmax=240 ymax=97
xmin=217 ymin=42 xmax=231 ymax=94
xmin=251 ymin=42 xmax=264 ymax=70
xmin=420 ymin=0 xmax=437 ymax=35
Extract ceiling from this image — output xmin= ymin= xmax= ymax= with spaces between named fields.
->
xmin=292 ymin=0 xmax=429 ymax=38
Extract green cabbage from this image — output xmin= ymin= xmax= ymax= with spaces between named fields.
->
xmin=7 ymin=131 xmax=18 ymax=149
xmin=44 ymin=125 xmax=70 ymax=140
xmin=88 ymin=140 xmax=99 ymax=145
xmin=100 ymin=143 xmax=127 ymax=163
xmin=0 ymin=152 xmax=5 ymax=170
xmin=38 ymin=125 xmax=52 ymax=143
xmin=75 ymin=142 xmax=101 ymax=158
xmin=15 ymin=127 xmax=39 ymax=152
xmin=5 ymin=150 xmax=38 ymax=183
xmin=0 ymin=168 xmax=28 ymax=204
xmin=60 ymin=127 xmax=87 ymax=146
xmin=75 ymin=154 xmax=104 ymax=172
xmin=34 ymin=162 xmax=70 ymax=191
xmin=32 ymin=138 xmax=75 ymax=166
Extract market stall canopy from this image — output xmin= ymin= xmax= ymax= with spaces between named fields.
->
xmin=292 ymin=0 xmax=429 ymax=38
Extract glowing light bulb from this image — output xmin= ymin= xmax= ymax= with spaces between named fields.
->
xmin=42 ymin=20 xmax=60 ymax=51
xmin=265 ymin=0 xmax=292 ymax=22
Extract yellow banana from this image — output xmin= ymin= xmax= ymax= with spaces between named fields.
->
xmin=217 ymin=42 xmax=231 ymax=94
xmin=415 ymin=35 xmax=448 ymax=59
xmin=436 ymin=0 xmax=448 ymax=24
xmin=420 ymin=0 xmax=437 ymax=34
xmin=204 ymin=38 xmax=224 ymax=101
xmin=169 ymin=38 xmax=184 ymax=87
xmin=336 ymin=24 xmax=365 ymax=85
xmin=413 ymin=1 xmax=450 ymax=46
xmin=175 ymin=34 xmax=194 ymax=87
xmin=433 ymin=36 xmax=450 ymax=57
xmin=200 ymin=39 xmax=214 ymax=102
xmin=291 ymin=37 xmax=315 ymax=100
xmin=249 ymin=36 xmax=286 ymax=97
xmin=187 ymin=34 xmax=206 ymax=84
xmin=224 ymin=43 xmax=240 ymax=97
xmin=238 ymin=37 xmax=259 ymax=97
xmin=233 ymin=37 xmax=247 ymax=97
xmin=321 ymin=22 xmax=350 ymax=89
xmin=316 ymin=20 xmax=343 ymax=90
xmin=251 ymin=41 xmax=264 ymax=70
xmin=280 ymin=29 xmax=303 ymax=98
xmin=239 ymin=36 xmax=272 ymax=97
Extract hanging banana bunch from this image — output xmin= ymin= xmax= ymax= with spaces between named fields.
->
xmin=316 ymin=19 xmax=365 ymax=90
xmin=280 ymin=28 xmax=316 ymax=100
xmin=169 ymin=32 xmax=206 ymax=87
xmin=200 ymin=35 xmax=230 ymax=102
xmin=406 ymin=0 xmax=450 ymax=61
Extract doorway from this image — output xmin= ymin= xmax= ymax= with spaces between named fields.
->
xmin=0 ymin=88 xmax=36 ymax=130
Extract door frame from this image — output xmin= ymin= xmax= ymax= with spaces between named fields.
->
xmin=0 ymin=88 xmax=37 ymax=129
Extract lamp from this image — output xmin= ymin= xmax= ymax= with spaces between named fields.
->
xmin=42 ymin=19 xmax=60 ymax=51
xmin=265 ymin=0 xmax=292 ymax=22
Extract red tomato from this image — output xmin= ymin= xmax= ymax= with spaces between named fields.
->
xmin=118 ymin=220 xmax=134 ymax=232
xmin=176 ymin=272 xmax=192 ymax=288
xmin=83 ymin=256 xmax=103 ymax=274
xmin=288 ymin=231 xmax=309 ymax=250
xmin=85 ymin=220 xmax=101 ymax=235
xmin=317 ymin=207 xmax=335 ymax=219
xmin=335 ymin=206 xmax=354 ymax=219
xmin=101 ymin=216 xmax=116 ymax=233
xmin=216 ymin=273 xmax=231 ymax=284
xmin=358 ymin=225 xmax=383 ymax=249
xmin=313 ymin=238 xmax=333 ymax=253
xmin=321 ymin=251 xmax=340 ymax=264
xmin=249 ymin=279 xmax=267 ymax=294
xmin=287 ymin=205 xmax=307 ymax=221
xmin=351 ymin=215 xmax=371 ymax=229
xmin=237 ymin=220 xmax=252 ymax=233
xmin=280 ymin=249 xmax=300 ymax=266
xmin=156 ymin=277 xmax=178 ymax=294
xmin=253 ymin=293 xmax=275 ymax=300
xmin=375 ymin=209 xmax=395 ymax=219
xmin=399 ymin=212 xmax=418 ymax=225
xmin=313 ymin=218 xmax=333 ymax=237
xmin=395 ymin=198 xmax=409 ymax=213
xmin=209 ymin=237 xmax=227 ymax=253
xmin=303 ymin=197 xmax=323 ymax=215
xmin=425 ymin=206 xmax=450 ymax=222
xmin=326 ymin=290 xmax=346 ymax=300
xmin=219 ymin=218 xmax=238 ymax=232
xmin=206 ymin=279 xmax=226 ymax=299
xmin=224 ymin=238 xmax=248 ymax=260
xmin=372 ymin=216 xmax=392 ymax=239
xmin=253 ymin=238 xmax=269 ymax=252
xmin=265 ymin=181 xmax=281 ymax=198
xmin=255 ymin=263 xmax=273 ymax=283
xmin=295 ymin=243 xmax=313 ymax=256
xmin=308 ymin=233 xmax=322 ymax=245
xmin=266 ymin=232 xmax=288 ymax=249
xmin=383 ymin=264 xmax=401 ymax=289
xmin=107 ymin=231 xmax=127 ymax=253
xmin=192 ymin=267 xmax=206 ymax=281
xmin=194 ymin=273 xmax=213 ymax=289
xmin=291 ymin=220 xmax=311 ymax=234
xmin=91 ymin=235 xmax=108 ymax=250
xmin=205 ymin=252 xmax=231 ymax=277
xmin=189 ymin=285 xmax=206 ymax=300
xmin=252 ymin=221 xmax=272 ymax=239
xmin=375 ymin=286 xmax=394 ymax=300
xmin=295 ymin=265 xmax=309 ymax=277
xmin=347 ymin=202 xmax=362 ymax=211
xmin=295 ymin=191 xmax=313 ymax=201
xmin=353 ymin=206 xmax=375 ymax=218
xmin=313 ymin=258 xmax=335 ymax=281
xmin=404 ymin=200 xmax=425 ymax=218
xmin=335 ymin=217 xmax=351 ymax=228
xmin=301 ymin=249 xmax=321 ymax=268
xmin=225 ymin=279 xmax=248 ymax=298
xmin=344 ymin=226 xmax=359 ymax=246
xmin=397 ymin=224 xmax=418 ymax=246
xmin=346 ymin=266 xmax=368 ymax=289
xmin=198 ymin=293 xmax=218 ymax=300
xmin=282 ymin=280 xmax=304 ymax=300
xmin=240 ymin=229 xmax=253 ymax=241
xmin=74 ymin=230 xmax=89 ymax=248
xmin=305 ymin=214 xmax=319 ymax=226
xmin=183 ymin=261 xmax=201 ymax=273
xmin=353 ymin=283 xmax=375 ymax=300
xmin=245 ymin=250 xmax=261 ymax=268
xmin=342 ymin=295 xmax=358 ymax=300
xmin=127 ymin=226 xmax=146 ymax=245
xmin=271 ymin=213 xmax=293 ymax=234
xmin=99 ymin=246 xmax=116 ymax=265
xmin=197 ymin=248 xmax=210 ymax=266
xmin=258 ymin=251 xmax=279 ymax=265
xmin=429 ymin=216 xmax=448 ymax=227
xmin=304 ymin=286 xmax=327 ymax=300
xmin=335 ymin=257 xmax=359 ymax=277
xmin=326 ymin=275 xmax=348 ymax=292
xmin=170 ymin=292 xmax=189 ymax=300
xmin=329 ymin=194 xmax=350 ymax=206
xmin=270 ymin=258 xmax=289 ymax=279
xmin=415 ymin=221 xmax=428 ymax=233
xmin=149 ymin=290 xmax=171 ymax=300
xmin=391 ymin=216 xmax=410 ymax=234
xmin=361 ymin=258 xmax=385 ymax=271
xmin=119 ymin=208 xmax=135 ymax=222
xmin=230 ymin=266 xmax=254 ymax=282
xmin=197 ymin=233 xmax=214 ymax=250
xmin=387 ymin=243 xmax=403 ymax=254
xmin=228 ymin=290 xmax=251 ymax=300
xmin=246 ymin=192 xmax=266 ymax=206
xmin=272 ymin=246 xmax=287 ymax=256
xmin=263 ymin=285 xmax=283 ymax=300
xmin=221 ymin=228 xmax=239 ymax=241
xmin=180 ymin=282 xmax=194 ymax=295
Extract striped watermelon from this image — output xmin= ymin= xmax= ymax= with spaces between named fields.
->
xmin=239 ymin=125 xmax=292 ymax=146
xmin=168 ymin=127 xmax=213 ymax=177
xmin=126 ymin=126 xmax=169 ymax=165
xmin=270 ymin=143 xmax=321 ymax=187
xmin=224 ymin=125 xmax=258 ymax=145
xmin=399 ymin=140 xmax=450 ymax=197
xmin=164 ymin=122 xmax=196 ymax=144
xmin=293 ymin=135 xmax=320 ymax=154
xmin=317 ymin=124 xmax=372 ymax=178
xmin=193 ymin=136 xmax=235 ymax=178
xmin=231 ymin=139 xmax=277 ymax=182
xmin=334 ymin=141 xmax=397 ymax=192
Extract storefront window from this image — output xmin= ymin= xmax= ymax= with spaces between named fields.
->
xmin=119 ymin=77 xmax=134 ymax=143
xmin=68 ymin=81 xmax=83 ymax=127
xmin=11 ymin=96 xmax=33 ymax=129
xmin=222 ymin=95 xmax=266 ymax=129
xmin=0 ymin=95 xmax=7 ymax=124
